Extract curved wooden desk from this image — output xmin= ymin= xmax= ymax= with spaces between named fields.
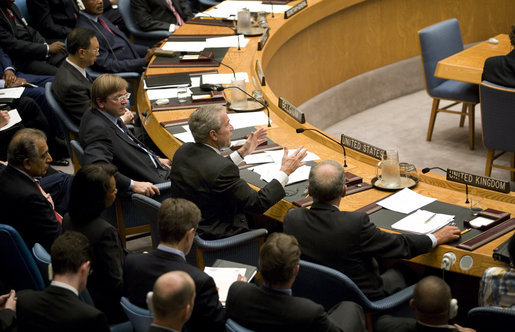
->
xmin=138 ymin=0 xmax=515 ymax=278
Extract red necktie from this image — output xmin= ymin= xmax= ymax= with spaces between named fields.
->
xmin=35 ymin=181 xmax=62 ymax=224
xmin=98 ymin=16 xmax=114 ymax=35
xmin=166 ymin=0 xmax=184 ymax=26
xmin=5 ymin=9 xmax=15 ymax=22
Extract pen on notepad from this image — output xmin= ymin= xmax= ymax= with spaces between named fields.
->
xmin=424 ymin=214 xmax=436 ymax=224
xmin=461 ymin=228 xmax=471 ymax=235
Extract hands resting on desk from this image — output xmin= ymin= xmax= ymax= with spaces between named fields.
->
xmin=434 ymin=225 xmax=462 ymax=245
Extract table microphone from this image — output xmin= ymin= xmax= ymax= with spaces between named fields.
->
xmin=295 ymin=128 xmax=348 ymax=167
xmin=212 ymin=59 xmax=236 ymax=80
xmin=422 ymin=166 xmax=469 ymax=203
xmin=200 ymin=84 xmax=271 ymax=127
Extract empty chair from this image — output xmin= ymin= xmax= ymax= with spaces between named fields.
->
xmin=292 ymin=260 xmax=414 ymax=331
xmin=226 ymin=318 xmax=255 ymax=332
xmin=0 ymin=224 xmax=45 ymax=291
xmin=468 ymin=306 xmax=515 ymax=332
xmin=120 ymin=296 xmax=153 ymax=332
xmin=418 ymin=18 xmax=479 ymax=149
xmin=480 ymin=81 xmax=515 ymax=181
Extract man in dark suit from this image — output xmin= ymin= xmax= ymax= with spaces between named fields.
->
xmin=147 ymin=271 xmax=196 ymax=332
xmin=482 ymin=25 xmax=515 ymax=88
xmin=26 ymin=0 xmax=79 ymax=42
xmin=79 ymin=73 xmax=170 ymax=196
xmin=0 ymin=0 xmax=67 ymax=75
xmin=226 ymin=233 xmax=366 ymax=332
xmin=375 ymin=276 xmax=474 ymax=332
xmin=284 ymin=160 xmax=461 ymax=300
xmin=76 ymin=0 xmax=157 ymax=73
xmin=123 ymin=198 xmax=226 ymax=332
xmin=0 ymin=128 xmax=62 ymax=251
xmin=131 ymin=0 xmax=193 ymax=32
xmin=170 ymin=104 xmax=307 ymax=239
xmin=0 ymin=290 xmax=16 ymax=332
xmin=17 ymin=231 xmax=110 ymax=332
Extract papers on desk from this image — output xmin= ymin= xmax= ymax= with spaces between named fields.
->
xmin=204 ymin=267 xmax=246 ymax=305
xmin=377 ymin=188 xmax=436 ymax=214
xmin=0 ymin=109 xmax=21 ymax=132
xmin=202 ymin=72 xmax=249 ymax=84
xmin=0 ymin=87 xmax=24 ymax=99
xmin=146 ymin=77 xmax=201 ymax=100
xmin=205 ymin=35 xmax=249 ymax=48
xmin=162 ymin=41 xmax=205 ymax=52
xmin=227 ymin=112 xmax=269 ymax=128
xmin=392 ymin=209 xmax=455 ymax=234
xmin=196 ymin=1 xmax=290 ymax=19
xmin=162 ymin=35 xmax=249 ymax=52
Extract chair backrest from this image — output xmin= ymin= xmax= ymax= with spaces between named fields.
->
xmin=120 ymin=296 xmax=153 ymax=332
xmin=44 ymin=82 xmax=79 ymax=135
xmin=468 ymin=306 xmax=515 ymax=332
xmin=480 ymin=81 xmax=515 ymax=152
xmin=32 ymin=243 xmax=51 ymax=286
xmin=418 ymin=18 xmax=464 ymax=94
xmin=0 ymin=224 xmax=45 ymax=291
xmin=14 ymin=0 xmax=28 ymax=19
xmin=131 ymin=193 xmax=161 ymax=248
xmin=226 ymin=318 xmax=255 ymax=332
xmin=117 ymin=0 xmax=170 ymax=45
xmin=70 ymin=139 xmax=85 ymax=167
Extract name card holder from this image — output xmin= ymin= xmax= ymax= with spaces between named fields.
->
xmin=341 ymin=134 xmax=386 ymax=160
xmin=255 ymin=60 xmax=266 ymax=86
xmin=278 ymin=97 xmax=305 ymax=123
xmin=464 ymin=208 xmax=511 ymax=231
xmin=446 ymin=169 xmax=510 ymax=193
xmin=284 ymin=0 xmax=308 ymax=19
xmin=257 ymin=28 xmax=270 ymax=51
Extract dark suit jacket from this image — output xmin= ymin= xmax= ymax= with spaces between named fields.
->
xmin=63 ymin=214 xmax=127 ymax=323
xmin=17 ymin=285 xmax=110 ymax=332
xmin=0 ymin=309 xmax=15 ymax=332
xmin=0 ymin=165 xmax=61 ymax=252
xmin=79 ymin=108 xmax=169 ymax=192
xmin=482 ymin=49 xmax=515 ymax=88
xmin=131 ymin=0 xmax=193 ymax=31
xmin=375 ymin=315 xmax=459 ymax=332
xmin=0 ymin=4 xmax=48 ymax=63
xmin=169 ymin=143 xmax=285 ymax=239
xmin=26 ymin=0 xmax=78 ymax=41
xmin=226 ymin=282 xmax=344 ymax=332
xmin=147 ymin=325 xmax=180 ymax=332
xmin=52 ymin=60 xmax=91 ymax=125
xmin=283 ymin=202 xmax=433 ymax=300
xmin=123 ymin=249 xmax=226 ymax=332
xmin=75 ymin=13 xmax=148 ymax=73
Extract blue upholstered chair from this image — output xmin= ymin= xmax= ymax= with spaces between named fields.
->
xmin=468 ymin=306 xmax=515 ymax=332
xmin=292 ymin=260 xmax=415 ymax=331
xmin=117 ymin=0 xmax=170 ymax=47
xmin=120 ymin=297 xmax=153 ymax=332
xmin=0 ymin=224 xmax=45 ymax=291
xmin=418 ymin=18 xmax=479 ymax=150
xmin=131 ymin=194 xmax=267 ymax=269
xmin=32 ymin=243 xmax=52 ymax=286
xmin=226 ymin=318 xmax=255 ymax=332
xmin=14 ymin=0 xmax=29 ymax=19
xmin=479 ymin=81 xmax=515 ymax=181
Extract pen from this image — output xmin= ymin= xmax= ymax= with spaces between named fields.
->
xmin=424 ymin=214 xmax=436 ymax=224
xmin=461 ymin=228 xmax=471 ymax=235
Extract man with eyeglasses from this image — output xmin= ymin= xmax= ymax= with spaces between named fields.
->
xmin=79 ymin=74 xmax=171 ymax=196
xmin=53 ymin=28 xmax=133 ymax=126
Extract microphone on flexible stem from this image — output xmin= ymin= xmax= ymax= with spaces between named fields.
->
xmin=296 ymin=128 xmax=347 ymax=167
xmin=422 ymin=166 xmax=469 ymax=204
xmin=212 ymin=59 xmax=236 ymax=80
xmin=200 ymin=84 xmax=271 ymax=127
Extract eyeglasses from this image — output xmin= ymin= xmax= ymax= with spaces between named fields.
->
xmin=110 ymin=92 xmax=131 ymax=103
xmin=83 ymin=47 xmax=100 ymax=54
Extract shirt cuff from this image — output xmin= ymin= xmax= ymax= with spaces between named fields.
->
xmin=44 ymin=43 xmax=49 ymax=58
xmin=129 ymin=179 xmax=134 ymax=191
xmin=169 ymin=24 xmax=176 ymax=32
xmin=427 ymin=233 xmax=437 ymax=248
xmin=4 ymin=66 xmax=14 ymax=73
xmin=274 ymin=171 xmax=289 ymax=188
xmin=0 ymin=80 xmax=4 ymax=88
xmin=230 ymin=151 xmax=243 ymax=165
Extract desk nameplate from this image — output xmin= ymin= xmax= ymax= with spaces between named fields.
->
xmin=278 ymin=97 xmax=305 ymax=123
xmin=341 ymin=134 xmax=385 ymax=160
xmin=446 ymin=168 xmax=510 ymax=193
xmin=284 ymin=0 xmax=307 ymax=19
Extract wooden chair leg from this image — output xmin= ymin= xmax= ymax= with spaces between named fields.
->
xmin=468 ymin=103 xmax=475 ymax=150
xmin=459 ymin=102 xmax=467 ymax=127
xmin=426 ymin=98 xmax=440 ymax=141
xmin=511 ymin=152 xmax=515 ymax=181
xmin=115 ymin=199 xmax=127 ymax=248
xmin=485 ymin=149 xmax=494 ymax=177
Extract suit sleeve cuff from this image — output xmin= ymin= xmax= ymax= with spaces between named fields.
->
xmin=427 ymin=233 xmax=437 ymax=248
xmin=230 ymin=151 xmax=243 ymax=165
xmin=274 ymin=171 xmax=289 ymax=188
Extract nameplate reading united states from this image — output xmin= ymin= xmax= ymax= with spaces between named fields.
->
xmin=284 ymin=0 xmax=308 ymax=19
xmin=278 ymin=97 xmax=305 ymax=123
xmin=255 ymin=60 xmax=265 ymax=86
xmin=446 ymin=169 xmax=510 ymax=193
xmin=257 ymin=28 xmax=270 ymax=51
xmin=341 ymin=135 xmax=386 ymax=160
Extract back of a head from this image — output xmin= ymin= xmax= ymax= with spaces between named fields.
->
xmin=158 ymin=198 xmax=201 ymax=244
xmin=66 ymin=28 xmax=96 ymax=55
xmin=69 ymin=163 xmax=117 ymax=223
xmin=258 ymin=233 xmax=300 ymax=284
xmin=51 ymin=231 xmax=91 ymax=276
xmin=308 ymin=160 xmax=346 ymax=203
xmin=7 ymin=128 xmax=46 ymax=167
xmin=188 ymin=105 xmax=224 ymax=143
xmin=152 ymin=271 xmax=195 ymax=321
xmin=91 ymin=74 xmax=128 ymax=109
xmin=412 ymin=276 xmax=451 ymax=322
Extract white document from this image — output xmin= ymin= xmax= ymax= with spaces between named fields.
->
xmin=377 ymin=188 xmax=436 ymax=214
xmin=173 ymin=126 xmax=195 ymax=143
xmin=198 ymin=1 xmax=290 ymax=18
xmin=161 ymin=41 xmax=206 ymax=52
xmin=251 ymin=163 xmax=311 ymax=185
xmin=204 ymin=267 xmax=246 ymax=304
xmin=244 ymin=153 xmax=274 ymax=164
xmin=202 ymin=72 xmax=249 ymax=84
xmin=265 ymin=149 xmax=319 ymax=164
xmin=146 ymin=88 xmax=180 ymax=100
xmin=227 ymin=112 xmax=269 ymax=129
xmin=469 ymin=216 xmax=495 ymax=228
xmin=392 ymin=209 xmax=455 ymax=234
xmin=0 ymin=87 xmax=25 ymax=99
xmin=0 ymin=109 xmax=21 ymax=132
xmin=205 ymin=35 xmax=249 ymax=48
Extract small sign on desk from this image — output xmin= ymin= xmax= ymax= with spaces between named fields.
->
xmin=446 ymin=169 xmax=510 ymax=193
xmin=284 ymin=0 xmax=308 ymax=19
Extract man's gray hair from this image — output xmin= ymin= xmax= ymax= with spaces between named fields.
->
xmin=7 ymin=128 xmax=47 ymax=167
xmin=309 ymin=160 xmax=346 ymax=203
xmin=188 ymin=105 xmax=225 ymax=143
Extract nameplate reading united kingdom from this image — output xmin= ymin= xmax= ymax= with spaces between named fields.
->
xmin=278 ymin=97 xmax=305 ymax=123
xmin=258 ymin=28 xmax=270 ymax=51
xmin=446 ymin=169 xmax=510 ymax=193
xmin=255 ymin=60 xmax=265 ymax=86
xmin=340 ymin=135 xmax=385 ymax=160
xmin=284 ymin=0 xmax=308 ymax=19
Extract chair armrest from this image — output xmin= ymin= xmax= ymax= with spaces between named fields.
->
xmin=368 ymin=284 xmax=415 ymax=311
xmin=195 ymin=229 xmax=268 ymax=249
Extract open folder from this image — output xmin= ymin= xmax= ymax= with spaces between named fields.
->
xmin=391 ymin=209 xmax=454 ymax=234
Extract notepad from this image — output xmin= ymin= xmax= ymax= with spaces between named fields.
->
xmin=392 ymin=209 xmax=454 ymax=234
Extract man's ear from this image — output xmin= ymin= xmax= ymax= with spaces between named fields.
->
xmin=409 ymin=298 xmax=416 ymax=312
xmin=22 ymin=157 xmax=31 ymax=172
xmin=95 ymin=97 xmax=105 ymax=110
xmin=208 ymin=129 xmax=217 ymax=142
xmin=342 ymin=184 xmax=347 ymax=198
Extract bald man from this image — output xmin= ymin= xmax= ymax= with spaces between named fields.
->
xmin=148 ymin=271 xmax=195 ymax=332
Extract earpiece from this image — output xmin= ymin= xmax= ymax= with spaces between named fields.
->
xmin=449 ymin=298 xmax=458 ymax=320
xmin=146 ymin=291 xmax=154 ymax=313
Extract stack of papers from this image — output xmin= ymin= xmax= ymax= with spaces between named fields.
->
xmin=0 ymin=109 xmax=21 ymax=132
xmin=204 ymin=267 xmax=246 ymax=304
xmin=196 ymin=1 xmax=290 ymax=18
xmin=392 ymin=209 xmax=455 ymax=234
xmin=377 ymin=188 xmax=436 ymax=214
xmin=162 ymin=35 xmax=249 ymax=52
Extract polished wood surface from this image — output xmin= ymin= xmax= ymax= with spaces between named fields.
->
xmin=138 ymin=0 xmax=515 ymax=278
xmin=435 ymin=34 xmax=512 ymax=84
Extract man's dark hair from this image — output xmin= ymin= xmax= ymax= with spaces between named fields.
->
xmin=66 ymin=28 xmax=96 ymax=55
xmin=308 ymin=160 xmax=346 ymax=203
xmin=258 ymin=233 xmax=300 ymax=284
xmin=158 ymin=198 xmax=201 ymax=244
xmin=7 ymin=128 xmax=47 ymax=167
xmin=51 ymin=231 xmax=92 ymax=275
xmin=69 ymin=163 xmax=117 ymax=223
